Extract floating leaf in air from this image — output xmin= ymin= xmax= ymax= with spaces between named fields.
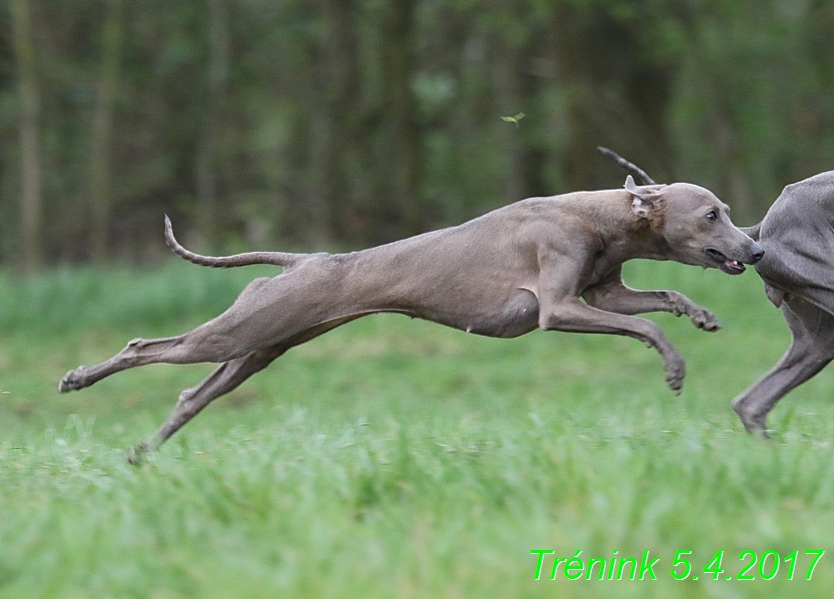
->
xmin=500 ymin=112 xmax=526 ymax=128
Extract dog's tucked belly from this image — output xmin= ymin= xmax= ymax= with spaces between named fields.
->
xmin=399 ymin=288 xmax=541 ymax=338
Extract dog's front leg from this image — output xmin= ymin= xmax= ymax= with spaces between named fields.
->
xmin=539 ymin=298 xmax=686 ymax=392
xmin=582 ymin=276 xmax=720 ymax=331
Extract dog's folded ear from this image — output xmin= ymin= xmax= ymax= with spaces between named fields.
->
xmin=625 ymin=175 xmax=666 ymax=219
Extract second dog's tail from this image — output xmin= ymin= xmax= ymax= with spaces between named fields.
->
xmin=740 ymin=222 xmax=762 ymax=242
xmin=164 ymin=215 xmax=306 ymax=269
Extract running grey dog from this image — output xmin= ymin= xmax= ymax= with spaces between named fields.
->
xmin=59 ymin=177 xmax=762 ymax=461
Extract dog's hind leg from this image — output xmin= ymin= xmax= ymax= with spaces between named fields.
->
xmin=59 ymin=279 xmax=287 ymax=393
xmin=59 ymin=334 xmax=195 ymax=392
xmin=128 ymin=345 xmax=287 ymax=464
xmin=732 ymin=297 xmax=834 ymax=436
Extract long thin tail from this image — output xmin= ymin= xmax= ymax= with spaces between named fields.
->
xmin=164 ymin=215 xmax=306 ymax=268
xmin=740 ymin=222 xmax=762 ymax=241
xmin=596 ymin=146 xmax=657 ymax=185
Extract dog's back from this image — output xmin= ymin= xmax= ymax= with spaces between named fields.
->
xmin=755 ymin=171 xmax=834 ymax=315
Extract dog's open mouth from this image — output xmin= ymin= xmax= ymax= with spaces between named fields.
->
xmin=706 ymin=249 xmax=746 ymax=275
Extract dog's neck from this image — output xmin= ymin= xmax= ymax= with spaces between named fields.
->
xmin=588 ymin=192 xmax=674 ymax=264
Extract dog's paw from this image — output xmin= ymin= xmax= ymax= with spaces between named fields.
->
xmin=664 ymin=355 xmax=686 ymax=394
xmin=126 ymin=442 xmax=150 ymax=466
xmin=58 ymin=367 xmax=86 ymax=393
xmin=732 ymin=400 xmax=773 ymax=440
xmin=689 ymin=307 xmax=721 ymax=332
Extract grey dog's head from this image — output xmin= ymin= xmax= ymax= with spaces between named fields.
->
xmin=625 ymin=176 xmax=764 ymax=274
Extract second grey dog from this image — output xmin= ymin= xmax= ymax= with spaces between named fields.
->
xmin=59 ymin=177 xmax=762 ymax=460
xmin=732 ymin=172 xmax=834 ymax=436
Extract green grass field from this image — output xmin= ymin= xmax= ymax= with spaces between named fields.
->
xmin=1 ymin=260 xmax=833 ymax=598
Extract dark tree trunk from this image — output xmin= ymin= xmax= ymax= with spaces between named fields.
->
xmin=307 ymin=0 xmax=365 ymax=245
xmin=89 ymin=0 xmax=124 ymax=262
xmin=381 ymin=0 xmax=422 ymax=235
xmin=11 ymin=0 xmax=44 ymax=271
xmin=195 ymin=0 xmax=230 ymax=248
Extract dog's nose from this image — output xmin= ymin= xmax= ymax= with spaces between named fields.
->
xmin=750 ymin=243 xmax=764 ymax=263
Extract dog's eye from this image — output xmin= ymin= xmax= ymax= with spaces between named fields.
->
xmin=706 ymin=210 xmax=718 ymax=222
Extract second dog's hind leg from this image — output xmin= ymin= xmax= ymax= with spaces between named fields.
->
xmin=732 ymin=298 xmax=834 ymax=436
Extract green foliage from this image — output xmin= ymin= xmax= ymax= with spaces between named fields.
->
xmin=3 ymin=0 xmax=834 ymax=263
xmin=0 ymin=262 xmax=276 ymax=335
xmin=1 ymin=262 xmax=833 ymax=596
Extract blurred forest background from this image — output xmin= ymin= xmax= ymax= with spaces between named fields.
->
xmin=2 ymin=0 xmax=834 ymax=270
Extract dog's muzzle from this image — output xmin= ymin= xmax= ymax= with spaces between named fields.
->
xmin=706 ymin=240 xmax=763 ymax=275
